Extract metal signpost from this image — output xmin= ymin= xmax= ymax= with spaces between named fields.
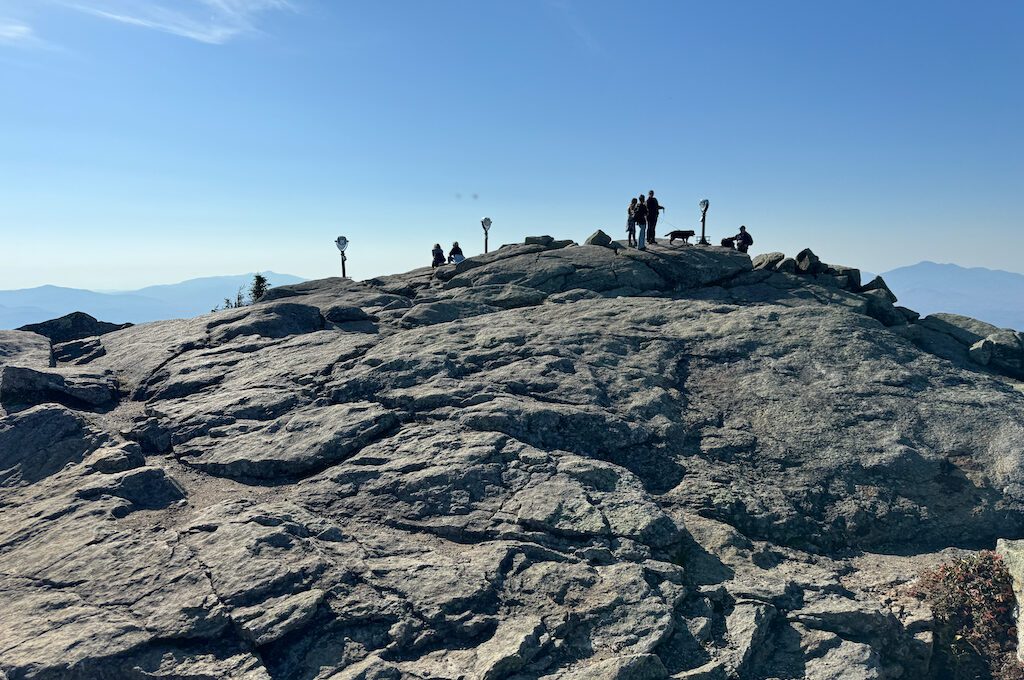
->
xmin=698 ymin=200 xmax=710 ymax=246
xmin=335 ymin=236 xmax=349 ymax=278
xmin=481 ymin=217 xmax=492 ymax=254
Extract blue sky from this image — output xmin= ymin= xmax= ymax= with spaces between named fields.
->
xmin=0 ymin=0 xmax=1021 ymax=289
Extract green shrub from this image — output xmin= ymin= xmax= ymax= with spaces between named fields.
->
xmin=913 ymin=551 xmax=1024 ymax=679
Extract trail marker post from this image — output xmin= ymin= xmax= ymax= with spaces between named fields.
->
xmin=481 ymin=217 xmax=492 ymax=254
xmin=698 ymin=200 xmax=710 ymax=246
xmin=335 ymin=236 xmax=349 ymax=278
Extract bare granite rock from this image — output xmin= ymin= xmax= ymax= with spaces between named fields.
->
xmin=0 ymin=330 xmax=52 ymax=370
xmin=1 ymin=240 xmax=1023 ymax=679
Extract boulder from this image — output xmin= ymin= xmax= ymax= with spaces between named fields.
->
xmin=725 ymin=601 xmax=776 ymax=674
xmin=795 ymin=248 xmax=823 ymax=274
xmin=827 ymin=264 xmax=863 ymax=291
xmin=775 ymin=257 xmax=798 ymax=274
xmin=0 ymin=404 xmax=107 ymax=486
xmin=896 ymin=306 xmax=920 ymax=323
xmin=969 ymin=338 xmax=993 ymax=366
xmin=861 ymin=289 xmax=905 ymax=327
xmin=751 ymin=252 xmax=785 ymax=270
xmin=0 ymin=330 xmax=52 ymax=369
xmin=859 ymin=276 xmax=897 ymax=303
xmin=916 ymin=314 xmax=1024 ymax=378
xmin=18 ymin=311 xmax=131 ymax=344
xmin=525 ymin=235 xmax=555 ymax=246
xmin=0 ymin=365 xmax=119 ymax=411
xmin=584 ymin=229 xmax=613 ymax=247
xmin=918 ymin=313 xmax=999 ymax=347
xmin=986 ymin=330 xmax=1024 ymax=378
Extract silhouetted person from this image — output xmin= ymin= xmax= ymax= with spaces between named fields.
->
xmin=448 ymin=241 xmax=465 ymax=264
xmin=432 ymin=244 xmax=445 ymax=268
xmin=626 ymin=197 xmax=638 ymax=247
xmin=634 ymin=195 xmax=648 ymax=250
xmin=646 ymin=190 xmax=665 ymax=244
xmin=735 ymin=225 xmax=753 ymax=254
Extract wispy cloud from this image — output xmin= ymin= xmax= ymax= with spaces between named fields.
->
xmin=61 ymin=0 xmax=294 ymax=44
xmin=546 ymin=0 xmax=601 ymax=55
xmin=0 ymin=19 xmax=43 ymax=47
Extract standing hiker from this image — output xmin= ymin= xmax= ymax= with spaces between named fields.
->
xmin=626 ymin=197 xmax=638 ymax=247
xmin=634 ymin=195 xmax=648 ymax=250
xmin=646 ymin=191 xmax=665 ymax=245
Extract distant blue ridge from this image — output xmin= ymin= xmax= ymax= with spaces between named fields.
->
xmin=0 ymin=272 xmax=306 ymax=329
xmin=880 ymin=262 xmax=1024 ymax=331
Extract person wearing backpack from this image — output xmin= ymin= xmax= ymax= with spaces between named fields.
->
xmin=735 ymin=225 xmax=753 ymax=253
xmin=634 ymin=195 xmax=648 ymax=250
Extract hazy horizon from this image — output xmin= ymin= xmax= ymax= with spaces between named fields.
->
xmin=1 ymin=1 xmax=1021 ymax=289
xmin=4 ymin=258 xmax=1024 ymax=295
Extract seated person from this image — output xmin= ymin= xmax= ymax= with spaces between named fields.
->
xmin=448 ymin=242 xmax=465 ymax=264
xmin=431 ymin=244 xmax=445 ymax=268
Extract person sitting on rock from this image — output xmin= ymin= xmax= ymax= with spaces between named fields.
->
xmin=734 ymin=225 xmax=753 ymax=253
xmin=448 ymin=242 xmax=465 ymax=264
xmin=626 ymin=197 xmax=638 ymax=247
xmin=431 ymin=244 xmax=445 ymax=268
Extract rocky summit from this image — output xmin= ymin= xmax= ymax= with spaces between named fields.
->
xmin=2 ymin=236 xmax=1024 ymax=680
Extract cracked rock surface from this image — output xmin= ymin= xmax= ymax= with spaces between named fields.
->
xmin=2 ymin=239 xmax=1023 ymax=679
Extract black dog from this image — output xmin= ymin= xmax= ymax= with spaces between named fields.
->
xmin=667 ymin=230 xmax=696 ymax=244
xmin=720 ymin=237 xmax=736 ymax=249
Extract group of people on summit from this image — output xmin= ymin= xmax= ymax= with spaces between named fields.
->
xmin=429 ymin=191 xmax=754 ymax=267
xmin=626 ymin=190 xmax=665 ymax=249
xmin=626 ymin=191 xmax=752 ymax=253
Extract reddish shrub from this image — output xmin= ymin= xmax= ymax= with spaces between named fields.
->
xmin=914 ymin=551 xmax=1024 ymax=679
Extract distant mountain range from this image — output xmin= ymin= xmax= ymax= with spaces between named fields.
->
xmin=2 ymin=263 xmax=1020 ymax=333
xmin=0 ymin=273 xmax=306 ymax=329
xmin=880 ymin=262 xmax=1024 ymax=331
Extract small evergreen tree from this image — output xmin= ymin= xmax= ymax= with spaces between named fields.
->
xmin=213 ymin=275 xmax=273 ymax=311
xmin=250 ymin=273 xmax=270 ymax=303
